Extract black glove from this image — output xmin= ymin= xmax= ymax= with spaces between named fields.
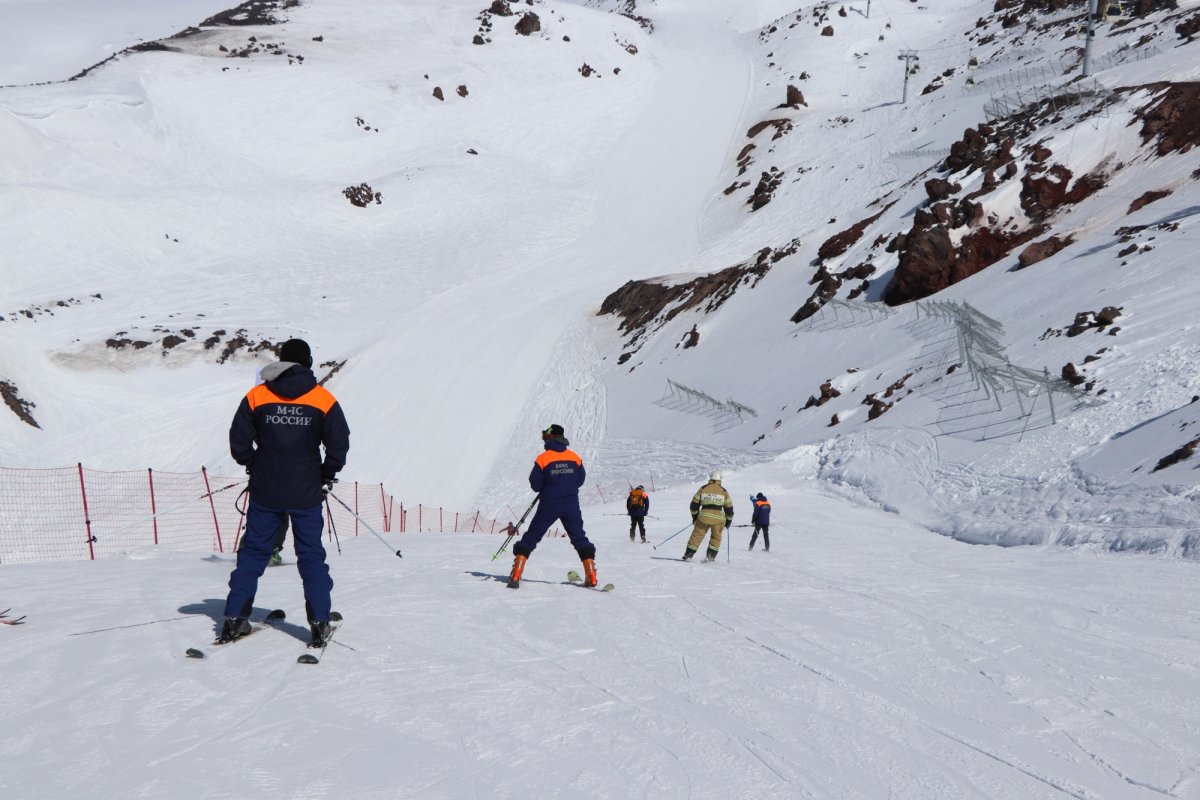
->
xmin=322 ymin=476 xmax=338 ymax=495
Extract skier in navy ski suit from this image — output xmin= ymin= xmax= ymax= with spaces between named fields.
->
xmin=508 ymin=424 xmax=599 ymax=587
xmin=221 ymin=338 xmax=349 ymax=645
xmin=749 ymin=492 xmax=771 ymax=551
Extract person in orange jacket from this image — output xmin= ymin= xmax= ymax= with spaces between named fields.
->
xmin=508 ymin=425 xmax=599 ymax=588
xmin=626 ymin=485 xmax=650 ymax=543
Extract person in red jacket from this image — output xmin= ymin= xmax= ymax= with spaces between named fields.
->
xmin=508 ymin=424 xmax=598 ymax=588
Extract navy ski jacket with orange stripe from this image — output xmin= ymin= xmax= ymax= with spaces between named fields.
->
xmin=528 ymin=437 xmax=585 ymax=501
xmin=230 ymin=363 xmax=350 ymax=509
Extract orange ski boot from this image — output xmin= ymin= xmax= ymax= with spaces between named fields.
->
xmin=582 ymin=558 xmax=598 ymax=588
xmin=508 ymin=554 xmax=527 ymax=589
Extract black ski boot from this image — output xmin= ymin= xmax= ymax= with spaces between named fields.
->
xmin=218 ymin=616 xmax=251 ymax=643
xmin=309 ymin=620 xmax=333 ymax=648
xmin=682 ymin=548 xmax=696 ymax=561
xmin=703 ymin=549 xmax=719 ymax=562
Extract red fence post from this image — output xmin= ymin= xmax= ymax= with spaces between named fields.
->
xmin=77 ymin=463 xmax=96 ymax=560
xmin=472 ymin=511 xmax=480 ymax=533
xmin=454 ymin=512 xmax=459 ymax=532
xmin=379 ymin=483 xmax=388 ymax=531
xmin=597 ymin=486 xmax=606 ymax=503
xmin=148 ymin=467 xmax=159 ymax=546
xmin=418 ymin=504 xmax=423 ymax=533
xmin=201 ymin=466 xmax=224 ymax=553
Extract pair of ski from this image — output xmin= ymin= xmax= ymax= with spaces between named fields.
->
xmin=0 ymin=608 xmax=26 ymax=626
xmin=185 ymin=609 xmax=342 ymax=664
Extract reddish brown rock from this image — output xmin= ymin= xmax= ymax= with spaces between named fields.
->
xmin=924 ymin=178 xmax=961 ymax=202
xmin=1016 ymin=235 xmax=1073 ymax=269
xmin=1138 ymin=82 xmax=1200 ymax=156
xmin=1128 ymin=188 xmax=1172 ymax=213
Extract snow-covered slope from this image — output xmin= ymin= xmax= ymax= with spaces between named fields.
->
xmin=0 ymin=0 xmax=1197 ymax=542
xmin=4 ymin=464 xmax=1200 ymax=799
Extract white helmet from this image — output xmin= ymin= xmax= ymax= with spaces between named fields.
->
xmin=709 ymin=470 xmax=723 ymax=482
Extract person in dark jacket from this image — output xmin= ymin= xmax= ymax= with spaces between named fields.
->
xmin=626 ymin=485 xmax=650 ymax=543
xmin=509 ymin=424 xmax=598 ymax=588
xmin=749 ymin=492 xmax=771 ymax=552
xmin=221 ymin=338 xmax=350 ymax=646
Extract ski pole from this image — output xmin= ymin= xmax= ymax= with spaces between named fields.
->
xmin=324 ymin=495 xmax=342 ymax=555
xmin=651 ymin=523 xmax=693 ymax=550
xmin=327 ymin=490 xmax=402 ymax=557
xmin=491 ymin=494 xmax=539 ymax=561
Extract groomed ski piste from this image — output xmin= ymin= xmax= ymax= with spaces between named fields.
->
xmin=3 ymin=0 xmax=1200 ymax=796
xmin=4 ymin=469 xmax=1199 ymax=799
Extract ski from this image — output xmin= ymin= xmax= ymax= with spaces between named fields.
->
xmin=0 ymin=615 xmax=27 ymax=626
xmin=185 ymin=608 xmax=286 ymax=659
xmin=297 ymin=611 xmax=342 ymax=665
xmin=566 ymin=570 xmax=614 ymax=592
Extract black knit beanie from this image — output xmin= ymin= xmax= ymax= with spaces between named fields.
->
xmin=279 ymin=338 xmax=313 ymax=368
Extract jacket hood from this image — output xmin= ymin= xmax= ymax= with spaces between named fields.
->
xmin=263 ymin=362 xmax=317 ymax=399
xmin=543 ymin=436 xmax=570 ymax=451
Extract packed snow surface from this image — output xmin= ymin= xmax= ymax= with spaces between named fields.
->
xmin=4 ymin=471 xmax=1200 ymax=799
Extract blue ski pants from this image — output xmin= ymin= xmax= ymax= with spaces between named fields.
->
xmin=514 ymin=498 xmax=595 ymax=561
xmin=224 ymin=500 xmax=333 ymax=621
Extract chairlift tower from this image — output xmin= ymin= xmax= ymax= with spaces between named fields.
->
xmin=1081 ymin=0 xmax=1099 ymax=76
xmin=898 ymin=50 xmax=920 ymax=104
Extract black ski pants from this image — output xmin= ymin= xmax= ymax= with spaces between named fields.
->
xmin=750 ymin=524 xmax=770 ymax=550
xmin=629 ymin=516 xmax=646 ymax=539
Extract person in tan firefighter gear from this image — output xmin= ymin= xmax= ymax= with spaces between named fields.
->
xmin=683 ymin=470 xmax=733 ymax=562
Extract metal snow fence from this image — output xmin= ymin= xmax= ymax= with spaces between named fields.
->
xmin=655 ymin=379 xmax=758 ymax=432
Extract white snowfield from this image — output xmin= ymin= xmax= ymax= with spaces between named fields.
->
xmin=4 ymin=474 xmax=1200 ymax=799
xmin=3 ymin=0 xmax=1200 ymax=796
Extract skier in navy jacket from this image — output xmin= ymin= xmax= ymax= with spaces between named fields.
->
xmin=626 ymin=485 xmax=650 ymax=543
xmin=749 ymin=492 xmax=771 ymax=552
xmin=508 ymin=424 xmax=599 ymax=587
xmin=222 ymin=338 xmax=350 ymax=647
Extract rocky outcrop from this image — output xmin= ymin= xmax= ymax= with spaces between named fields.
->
xmin=515 ymin=12 xmax=541 ymax=35
xmin=1016 ymin=234 xmax=1073 ymax=268
xmin=816 ymin=205 xmax=891 ymax=262
xmin=0 ymin=380 xmax=39 ymax=428
xmin=1066 ymin=307 xmax=1122 ymax=336
xmin=1153 ymin=437 xmax=1200 ymax=472
xmin=1128 ymin=188 xmax=1172 ymax=213
xmin=1138 ymin=82 xmax=1200 ymax=156
xmin=804 ymin=381 xmax=841 ymax=408
xmin=601 ymin=242 xmax=799 ymax=359
xmin=780 ymin=85 xmax=807 ymax=108
xmin=343 ymin=182 xmax=382 ymax=207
